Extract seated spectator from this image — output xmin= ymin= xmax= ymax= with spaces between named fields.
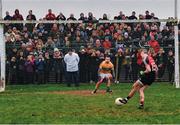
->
xmin=148 ymin=35 xmax=160 ymax=54
xmin=103 ymin=37 xmax=111 ymax=49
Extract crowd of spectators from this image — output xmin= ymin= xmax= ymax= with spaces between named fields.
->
xmin=3 ymin=9 xmax=180 ymax=85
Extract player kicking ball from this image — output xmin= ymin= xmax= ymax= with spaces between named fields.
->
xmin=92 ymin=56 xmax=115 ymax=94
xmin=118 ymin=49 xmax=158 ymax=109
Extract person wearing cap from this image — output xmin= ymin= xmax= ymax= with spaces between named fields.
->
xmin=53 ymin=48 xmax=64 ymax=84
xmin=64 ymin=48 xmax=80 ymax=87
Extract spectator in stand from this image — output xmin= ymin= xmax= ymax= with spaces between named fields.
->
xmin=67 ymin=14 xmax=77 ymax=20
xmin=12 ymin=9 xmax=24 ymax=30
xmin=78 ymin=13 xmax=87 ymax=21
xmin=4 ymin=11 xmax=13 ymax=32
xmin=151 ymin=13 xmax=158 ymax=20
xmin=45 ymin=9 xmax=56 ymax=20
xmin=64 ymin=48 xmax=80 ymax=87
xmin=103 ymin=37 xmax=112 ymax=50
xmin=148 ymin=35 xmax=160 ymax=54
xmin=56 ymin=12 xmax=66 ymax=20
xmin=129 ymin=11 xmax=137 ymax=20
xmin=87 ymin=12 xmax=96 ymax=22
xmin=99 ymin=13 xmax=108 ymax=20
xmin=117 ymin=11 xmax=124 ymax=20
xmin=26 ymin=10 xmax=36 ymax=32
xmin=139 ymin=14 xmax=144 ymax=20
xmin=4 ymin=11 xmax=12 ymax=20
xmin=145 ymin=10 xmax=152 ymax=19
xmin=45 ymin=9 xmax=56 ymax=31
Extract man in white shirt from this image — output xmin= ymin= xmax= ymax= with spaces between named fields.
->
xmin=64 ymin=48 xmax=80 ymax=87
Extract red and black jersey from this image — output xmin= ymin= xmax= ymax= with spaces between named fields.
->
xmin=142 ymin=54 xmax=158 ymax=72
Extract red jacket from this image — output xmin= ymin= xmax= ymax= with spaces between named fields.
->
xmin=103 ymin=40 xmax=111 ymax=49
xmin=148 ymin=40 xmax=160 ymax=53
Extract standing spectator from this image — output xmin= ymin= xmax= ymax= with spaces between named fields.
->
xmin=4 ymin=11 xmax=13 ymax=32
xmin=44 ymin=52 xmax=51 ymax=83
xmin=167 ymin=50 xmax=174 ymax=84
xmin=87 ymin=12 xmax=96 ymax=22
xmin=78 ymin=48 xmax=87 ymax=83
xmin=124 ymin=49 xmax=132 ymax=81
xmin=17 ymin=52 xmax=25 ymax=84
xmin=4 ymin=11 xmax=12 ymax=20
xmin=64 ymin=48 xmax=80 ymax=87
xmin=26 ymin=10 xmax=36 ymax=32
xmin=9 ymin=57 xmax=17 ymax=84
xmin=56 ymin=12 xmax=66 ymax=20
xmin=156 ymin=48 xmax=166 ymax=79
xmin=115 ymin=48 xmax=124 ymax=83
xmin=67 ymin=14 xmax=77 ymax=20
xmin=45 ymin=9 xmax=56 ymax=20
xmin=128 ymin=11 xmax=137 ymax=20
xmin=12 ymin=9 xmax=24 ymax=30
xmin=117 ymin=11 xmax=124 ymax=20
xmin=25 ymin=55 xmax=34 ymax=84
xmin=131 ymin=49 xmax=138 ymax=81
xmin=99 ymin=13 xmax=108 ymax=20
xmin=145 ymin=10 xmax=152 ymax=19
xmin=78 ymin=13 xmax=86 ymax=21
xmin=45 ymin=9 xmax=56 ymax=31
xmin=53 ymin=48 xmax=64 ymax=84
xmin=35 ymin=54 xmax=45 ymax=84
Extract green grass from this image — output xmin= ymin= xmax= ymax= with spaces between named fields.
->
xmin=0 ymin=83 xmax=180 ymax=124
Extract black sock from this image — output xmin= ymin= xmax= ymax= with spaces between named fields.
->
xmin=125 ymin=96 xmax=131 ymax=101
xmin=94 ymin=89 xmax=97 ymax=92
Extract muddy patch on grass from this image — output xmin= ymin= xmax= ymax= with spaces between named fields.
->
xmin=49 ymin=90 xmax=107 ymax=96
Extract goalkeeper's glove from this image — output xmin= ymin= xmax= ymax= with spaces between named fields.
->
xmin=140 ymin=71 xmax=145 ymax=75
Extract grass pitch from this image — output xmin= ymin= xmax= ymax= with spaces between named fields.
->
xmin=0 ymin=83 xmax=180 ymax=124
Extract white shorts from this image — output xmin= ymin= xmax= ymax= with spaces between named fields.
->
xmin=99 ymin=73 xmax=112 ymax=79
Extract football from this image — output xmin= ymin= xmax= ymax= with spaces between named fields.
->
xmin=115 ymin=97 xmax=124 ymax=106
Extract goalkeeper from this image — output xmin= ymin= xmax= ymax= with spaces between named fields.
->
xmin=92 ymin=56 xmax=115 ymax=94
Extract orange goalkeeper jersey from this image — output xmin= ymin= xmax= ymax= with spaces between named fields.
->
xmin=99 ymin=61 xmax=114 ymax=74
